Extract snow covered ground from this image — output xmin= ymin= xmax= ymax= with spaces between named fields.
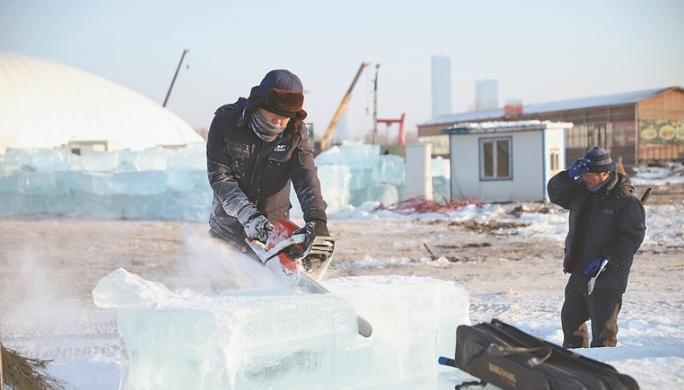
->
xmin=1 ymin=157 xmax=683 ymax=389
xmin=1 ymin=192 xmax=683 ymax=389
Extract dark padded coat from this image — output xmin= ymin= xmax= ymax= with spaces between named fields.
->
xmin=547 ymin=171 xmax=646 ymax=294
xmin=206 ymin=97 xmax=327 ymax=247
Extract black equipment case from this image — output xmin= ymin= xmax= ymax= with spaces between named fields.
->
xmin=438 ymin=319 xmax=639 ymax=390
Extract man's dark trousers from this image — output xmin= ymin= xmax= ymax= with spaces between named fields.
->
xmin=561 ymin=275 xmax=623 ymax=348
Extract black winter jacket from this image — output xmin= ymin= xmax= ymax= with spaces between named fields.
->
xmin=206 ymin=98 xmax=327 ymax=245
xmin=547 ymin=171 xmax=646 ymax=294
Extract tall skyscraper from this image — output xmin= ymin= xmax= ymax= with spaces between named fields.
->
xmin=475 ymin=79 xmax=498 ymax=111
xmin=431 ymin=55 xmax=452 ymax=118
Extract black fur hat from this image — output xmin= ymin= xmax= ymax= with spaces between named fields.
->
xmin=247 ymin=69 xmax=307 ymax=120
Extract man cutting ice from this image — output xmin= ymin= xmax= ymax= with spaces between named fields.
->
xmin=547 ymin=146 xmax=646 ymax=348
xmin=205 ymin=69 xmax=333 ymax=267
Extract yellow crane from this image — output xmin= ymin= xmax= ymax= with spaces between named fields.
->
xmin=319 ymin=62 xmax=369 ymax=151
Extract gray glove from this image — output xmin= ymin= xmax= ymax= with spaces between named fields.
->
xmin=243 ymin=214 xmax=273 ymax=244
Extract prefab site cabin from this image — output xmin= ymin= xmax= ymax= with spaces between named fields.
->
xmin=445 ymin=121 xmax=570 ymax=202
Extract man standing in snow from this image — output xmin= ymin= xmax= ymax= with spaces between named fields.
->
xmin=548 ymin=146 xmax=646 ymax=348
xmin=206 ymin=69 xmax=332 ymax=265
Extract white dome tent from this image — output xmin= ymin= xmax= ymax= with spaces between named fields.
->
xmin=0 ymin=51 xmax=202 ymax=153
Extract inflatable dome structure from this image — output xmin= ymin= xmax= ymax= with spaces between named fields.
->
xmin=0 ymin=51 xmax=202 ymax=153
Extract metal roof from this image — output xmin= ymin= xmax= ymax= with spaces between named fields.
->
xmin=443 ymin=120 xmax=573 ymax=135
xmin=420 ymin=86 xmax=681 ymax=127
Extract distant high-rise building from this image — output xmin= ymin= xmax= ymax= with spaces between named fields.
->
xmin=475 ymin=79 xmax=498 ymax=111
xmin=431 ymin=55 xmax=452 ymax=118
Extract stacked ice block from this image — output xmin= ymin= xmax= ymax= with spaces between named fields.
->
xmin=0 ymin=143 xmax=451 ymax=218
xmin=0 ymin=145 xmax=211 ymax=220
xmin=315 ymin=142 xmax=405 ymax=209
xmin=93 ymin=269 xmax=470 ymax=389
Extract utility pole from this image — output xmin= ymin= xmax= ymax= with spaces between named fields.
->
xmin=372 ymin=64 xmax=380 ymax=144
xmin=162 ymin=49 xmax=189 ymax=108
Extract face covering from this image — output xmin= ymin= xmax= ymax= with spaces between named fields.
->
xmin=588 ymin=172 xmax=614 ymax=193
xmin=250 ymin=109 xmax=287 ymax=142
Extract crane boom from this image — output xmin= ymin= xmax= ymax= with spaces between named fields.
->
xmin=163 ymin=49 xmax=189 ymax=108
xmin=319 ymin=62 xmax=369 ymax=151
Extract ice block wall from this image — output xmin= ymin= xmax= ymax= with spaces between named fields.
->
xmin=93 ymin=269 xmax=469 ymax=389
xmin=314 ymin=142 xmax=405 ymax=210
xmin=0 ymin=143 xmax=451 ymax=218
xmin=0 ymin=144 xmax=212 ymax=220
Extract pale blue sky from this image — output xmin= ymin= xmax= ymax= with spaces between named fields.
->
xmin=1 ymin=0 xmax=683 ymax=139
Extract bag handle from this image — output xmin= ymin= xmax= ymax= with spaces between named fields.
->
xmin=486 ymin=343 xmax=553 ymax=367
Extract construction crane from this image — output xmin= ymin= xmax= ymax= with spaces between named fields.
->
xmin=163 ymin=49 xmax=189 ymax=108
xmin=319 ymin=62 xmax=369 ymax=151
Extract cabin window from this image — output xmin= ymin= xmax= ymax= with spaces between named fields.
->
xmin=550 ymin=148 xmax=560 ymax=172
xmin=479 ymin=137 xmax=512 ymax=180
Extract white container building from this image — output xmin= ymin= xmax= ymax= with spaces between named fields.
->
xmin=445 ymin=121 xmax=571 ymax=202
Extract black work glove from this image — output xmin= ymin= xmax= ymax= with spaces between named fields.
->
xmin=242 ymin=214 xmax=273 ymax=244
xmin=289 ymin=220 xmax=334 ymax=266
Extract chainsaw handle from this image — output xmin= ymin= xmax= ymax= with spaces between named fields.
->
xmin=264 ymin=234 xmax=307 ymax=261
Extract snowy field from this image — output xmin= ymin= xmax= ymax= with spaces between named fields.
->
xmin=1 ymin=186 xmax=683 ymax=389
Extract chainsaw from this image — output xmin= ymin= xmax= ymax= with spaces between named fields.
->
xmin=246 ymin=219 xmax=372 ymax=337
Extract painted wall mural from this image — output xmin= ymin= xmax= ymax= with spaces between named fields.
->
xmin=639 ymin=120 xmax=684 ymax=144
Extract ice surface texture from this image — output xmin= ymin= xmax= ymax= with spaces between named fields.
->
xmin=93 ymin=269 xmax=469 ymax=389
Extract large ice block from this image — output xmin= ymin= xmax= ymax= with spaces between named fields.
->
xmin=373 ymin=155 xmax=405 ymax=186
xmin=315 ymin=142 xmax=408 ymax=207
xmin=0 ymin=146 xmax=215 ymax=220
xmin=1 ymin=148 xmax=73 ymax=172
xmin=327 ymin=276 xmax=470 ymax=388
xmin=93 ymin=270 xmax=469 ymax=389
xmin=316 ymin=142 xmax=379 ymax=193
xmin=117 ymin=148 xmax=169 ymax=172
xmin=315 ymin=142 xmax=380 ymax=170
xmin=431 ymin=157 xmax=450 ymax=179
xmin=365 ymin=183 xmax=399 ymax=206
xmin=316 ymin=164 xmax=351 ymax=213
xmin=80 ymin=151 xmax=121 ymax=172
xmin=166 ymin=143 xmax=206 ymax=171
xmin=432 ymin=176 xmax=451 ymax=203
xmin=94 ymin=268 xmax=359 ymax=389
xmin=165 ymin=170 xmax=209 ymax=193
xmin=82 ymin=172 xmax=168 ymax=195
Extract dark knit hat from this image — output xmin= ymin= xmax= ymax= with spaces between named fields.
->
xmin=583 ymin=146 xmax=615 ymax=172
xmin=246 ymin=69 xmax=307 ymax=120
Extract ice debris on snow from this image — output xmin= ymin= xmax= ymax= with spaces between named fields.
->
xmin=93 ymin=268 xmax=469 ymax=389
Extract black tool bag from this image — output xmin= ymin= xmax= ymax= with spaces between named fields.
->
xmin=439 ymin=319 xmax=639 ymax=390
